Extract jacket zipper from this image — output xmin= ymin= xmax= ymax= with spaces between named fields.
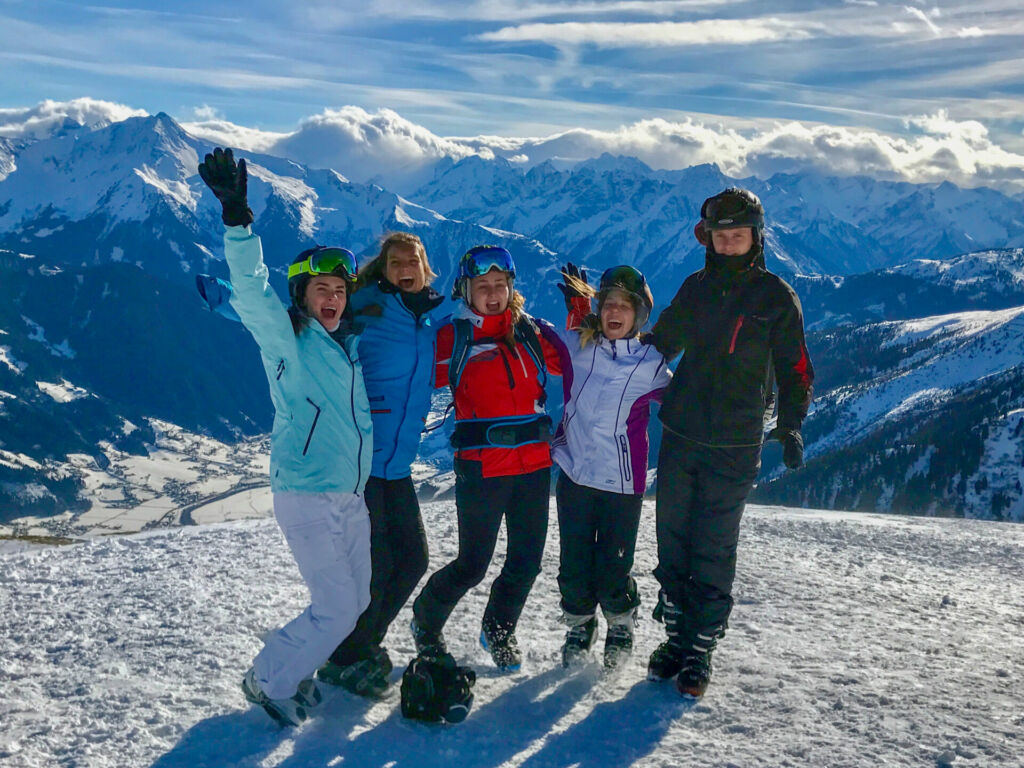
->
xmin=302 ymin=398 xmax=321 ymax=456
xmin=385 ymin=296 xmax=421 ymax=476
xmin=341 ymin=342 xmax=363 ymax=490
xmin=619 ymin=434 xmax=631 ymax=483
xmin=728 ymin=314 xmax=745 ymax=354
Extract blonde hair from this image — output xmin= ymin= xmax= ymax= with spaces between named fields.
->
xmin=356 ymin=231 xmax=437 ymax=291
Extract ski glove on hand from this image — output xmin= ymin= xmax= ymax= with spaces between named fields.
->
xmin=198 ymin=147 xmax=254 ymax=227
xmin=557 ymin=262 xmax=590 ymax=310
xmin=770 ymin=427 xmax=804 ymax=470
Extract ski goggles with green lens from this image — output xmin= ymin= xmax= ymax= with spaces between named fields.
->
xmin=287 ymin=246 xmax=358 ymax=281
xmin=598 ymin=265 xmax=646 ymax=296
xmin=458 ymin=245 xmax=516 ymax=280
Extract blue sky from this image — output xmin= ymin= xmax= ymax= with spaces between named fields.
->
xmin=1 ymin=0 xmax=1023 ymax=190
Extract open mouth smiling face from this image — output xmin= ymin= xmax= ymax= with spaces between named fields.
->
xmin=385 ymin=245 xmax=427 ymax=294
xmin=306 ymin=275 xmax=349 ymax=332
xmin=601 ymin=290 xmax=637 ymax=340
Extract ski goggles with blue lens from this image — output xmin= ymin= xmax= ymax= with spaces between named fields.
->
xmin=598 ymin=265 xmax=646 ymax=296
xmin=458 ymin=245 xmax=516 ymax=280
xmin=287 ymin=246 xmax=358 ymax=281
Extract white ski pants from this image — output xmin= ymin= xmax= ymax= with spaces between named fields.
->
xmin=253 ymin=491 xmax=372 ymax=699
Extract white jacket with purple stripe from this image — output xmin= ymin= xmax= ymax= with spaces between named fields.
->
xmin=550 ymin=330 xmax=671 ymax=495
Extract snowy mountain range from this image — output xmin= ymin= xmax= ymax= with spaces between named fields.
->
xmin=2 ymin=111 xmax=1024 ymax=525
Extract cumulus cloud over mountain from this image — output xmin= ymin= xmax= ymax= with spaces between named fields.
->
xmin=0 ymin=98 xmax=147 ymax=140
xmin=10 ymin=97 xmax=1024 ymax=194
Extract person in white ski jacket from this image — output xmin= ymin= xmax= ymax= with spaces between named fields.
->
xmin=198 ymin=148 xmax=373 ymax=726
xmin=550 ymin=264 xmax=671 ymax=669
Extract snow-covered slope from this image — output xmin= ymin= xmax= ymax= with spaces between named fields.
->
xmin=794 ymin=249 xmax=1024 ymax=331
xmin=1 ymin=501 xmax=1020 ymax=767
xmin=756 ymin=306 xmax=1024 ymax=519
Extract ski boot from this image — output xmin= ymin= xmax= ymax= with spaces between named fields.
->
xmin=316 ymin=646 xmax=393 ymax=698
xmin=410 ymin=617 xmax=447 ymax=659
xmin=647 ymin=590 xmax=687 ymax=681
xmin=603 ymin=610 xmax=636 ymax=670
xmin=676 ymin=648 xmax=713 ymax=699
xmin=480 ymin=619 xmax=522 ymax=672
xmin=242 ymin=667 xmax=322 ymax=727
xmin=676 ymin=630 xmax=718 ymax=698
xmin=560 ymin=615 xmax=598 ymax=668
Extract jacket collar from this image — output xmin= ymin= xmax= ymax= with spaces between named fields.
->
xmin=454 ymin=302 xmax=513 ymax=336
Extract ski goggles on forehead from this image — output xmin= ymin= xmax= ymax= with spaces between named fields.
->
xmin=460 ymin=245 xmax=516 ymax=278
xmin=287 ymin=247 xmax=357 ymax=281
xmin=703 ymin=195 xmax=760 ymax=229
xmin=599 ymin=265 xmax=646 ymax=295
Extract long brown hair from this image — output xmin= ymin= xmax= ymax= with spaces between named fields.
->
xmin=356 ymin=231 xmax=437 ymax=291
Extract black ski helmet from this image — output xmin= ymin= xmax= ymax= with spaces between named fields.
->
xmin=287 ymin=245 xmax=357 ymax=309
xmin=695 ymin=187 xmax=765 ymax=264
xmin=597 ymin=265 xmax=654 ymax=334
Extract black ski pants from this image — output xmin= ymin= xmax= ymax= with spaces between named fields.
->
xmin=413 ymin=460 xmax=550 ymax=634
xmin=555 ymin=472 xmax=642 ymax=619
xmin=653 ymin=429 xmax=760 ymax=644
xmin=329 ymin=475 xmax=428 ymax=666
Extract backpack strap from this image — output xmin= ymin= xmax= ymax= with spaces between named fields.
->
xmin=448 ymin=314 xmax=548 ymax=402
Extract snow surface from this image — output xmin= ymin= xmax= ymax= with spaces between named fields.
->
xmin=2 ymin=501 xmax=1021 ymax=768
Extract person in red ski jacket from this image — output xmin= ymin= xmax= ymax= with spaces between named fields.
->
xmin=409 ymin=245 xmax=564 ymax=672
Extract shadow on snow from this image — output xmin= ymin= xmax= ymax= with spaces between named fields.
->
xmin=150 ymin=667 xmax=693 ymax=768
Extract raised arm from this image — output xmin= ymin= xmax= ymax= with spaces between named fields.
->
xmin=199 ymin=148 xmax=297 ymax=365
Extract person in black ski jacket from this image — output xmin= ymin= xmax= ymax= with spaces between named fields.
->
xmin=644 ymin=187 xmax=813 ymax=699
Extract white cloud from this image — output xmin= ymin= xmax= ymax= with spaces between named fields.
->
xmin=184 ymin=104 xmax=1024 ymax=193
xmin=478 ymin=19 xmax=820 ymax=47
xmin=0 ymin=98 xmax=147 ymax=140
xmin=181 ymin=119 xmax=286 ymax=154
xmin=188 ymin=105 xmax=222 ymax=122
xmin=904 ymin=6 xmax=942 ymax=35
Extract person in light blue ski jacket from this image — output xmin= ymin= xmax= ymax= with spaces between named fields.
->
xmin=198 ymin=147 xmax=372 ymax=727
xmin=195 ymin=231 xmax=446 ymax=697
xmin=550 ymin=263 xmax=671 ymax=670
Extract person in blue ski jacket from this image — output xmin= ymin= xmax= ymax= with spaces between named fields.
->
xmin=198 ymin=147 xmax=373 ymax=727
xmin=550 ymin=264 xmax=671 ymax=669
xmin=316 ymin=232 xmax=449 ymax=697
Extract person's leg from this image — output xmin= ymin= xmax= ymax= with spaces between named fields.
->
xmin=481 ymin=466 xmax=550 ymax=632
xmin=369 ymin=476 xmax=428 ymax=645
xmin=555 ymin=472 xmax=600 ymax=665
xmin=591 ymin=489 xmax=643 ymax=667
xmin=328 ymin=477 xmax=389 ymax=666
xmin=555 ymin=472 xmax=599 ymax=618
xmin=412 ymin=460 xmax=508 ymax=636
xmin=593 ymin=490 xmax=643 ymax=618
xmin=652 ymin=430 xmax=699 ymax=609
xmin=682 ymin=445 xmax=761 ymax=645
xmin=254 ymin=491 xmax=371 ymax=700
xmin=648 ymin=432 xmax=700 ymax=680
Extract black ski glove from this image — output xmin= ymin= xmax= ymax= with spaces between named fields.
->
xmin=769 ymin=427 xmax=804 ymax=470
xmin=557 ymin=262 xmax=589 ymax=310
xmin=198 ymin=147 xmax=254 ymax=227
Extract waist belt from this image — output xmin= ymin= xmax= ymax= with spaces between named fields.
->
xmin=451 ymin=415 xmax=553 ymax=450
